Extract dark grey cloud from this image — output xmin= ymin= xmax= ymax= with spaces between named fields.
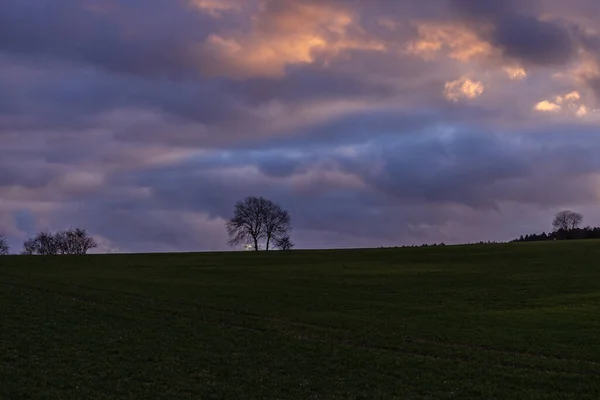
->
xmin=365 ymin=134 xmax=530 ymax=209
xmin=369 ymin=130 xmax=600 ymax=209
xmin=0 ymin=164 xmax=52 ymax=189
xmin=256 ymin=156 xmax=303 ymax=178
xmin=0 ymin=0 xmax=219 ymax=77
xmin=492 ymin=15 xmax=575 ymax=66
xmin=449 ymin=0 xmax=577 ymax=66
xmin=0 ymin=55 xmax=242 ymax=132
xmin=231 ymin=64 xmax=397 ymax=104
xmin=448 ymin=0 xmax=520 ymax=18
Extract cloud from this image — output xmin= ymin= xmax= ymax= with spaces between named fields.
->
xmin=444 ymin=78 xmax=485 ymax=101
xmin=407 ymin=23 xmax=495 ymax=61
xmin=504 ymin=65 xmax=527 ymax=80
xmin=0 ymin=0 xmax=220 ymax=77
xmin=491 ymin=15 xmax=575 ymax=66
xmin=200 ymin=0 xmax=386 ymax=78
xmin=535 ymin=100 xmax=561 ymax=112
xmin=564 ymin=91 xmax=581 ymax=101
xmin=534 ymin=90 xmax=595 ymax=117
xmin=446 ymin=0 xmax=580 ymax=68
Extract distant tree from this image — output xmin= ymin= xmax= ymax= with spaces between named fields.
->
xmin=56 ymin=228 xmax=97 ymax=255
xmin=21 ymin=237 xmax=37 ymax=255
xmin=226 ymin=197 xmax=266 ymax=251
xmin=21 ymin=229 xmax=97 ymax=255
xmin=33 ymin=231 xmax=60 ymax=255
xmin=226 ymin=196 xmax=292 ymax=251
xmin=275 ymin=235 xmax=294 ymax=251
xmin=0 ymin=234 xmax=9 ymax=255
xmin=552 ymin=210 xmax=583 ymax=232
xmin=263 ymin=203 xmax=291 ymax=251
xmin=512 ymin=221 xmax=600 ymax=243
xmin=73 ymin=228 xmax=98 ymax=254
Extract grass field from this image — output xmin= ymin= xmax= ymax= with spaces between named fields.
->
xmin=1 ymin=241 xmax=600 ymax=399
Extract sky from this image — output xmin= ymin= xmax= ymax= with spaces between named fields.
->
xmin=2 ymin=0 xmax=600 ymax=253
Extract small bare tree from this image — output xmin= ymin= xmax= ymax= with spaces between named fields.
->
xmin=21 ymin=237 xmax=37 ymax=255
xmin=264 ymin=202 xmax=291 ymax=251
xmin=552 ymin=210 xmax=583 ymax=231
xmin=73 ymin=228 xmax=98 ymax=254
xmin=275 ymin=235 xmax=294 ymax=251
xmin=34 ymin=231 xmax=60 ymax=255
xmin=226 ymin=196 xmax=292 ymax=251
xmin=56 ymin=228 xmax=98 ymax=255
xmin=0 ymin=234 xmax=9 ymax=255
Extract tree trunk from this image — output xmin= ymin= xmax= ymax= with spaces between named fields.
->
xmin=266 ymin=236 xmax=270 ymax=251
xmin=253 ymin=236 xmax=259 ymax=251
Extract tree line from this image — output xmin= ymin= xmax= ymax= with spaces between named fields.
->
xmin=513 ymin=227 xmax=600 ymax=242
xmin=512 ymin=210 xmax=600 ymax=242
xmin=0 ymin=228 xmax=98 ymax=256
xmin=0 ymin=235 xmax=8 ymax=256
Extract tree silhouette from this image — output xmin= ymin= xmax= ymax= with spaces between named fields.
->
xmin=0 ymin=234 xmax=9 ymax=255
xmin=552 ymin=210 xmax=583 ymax=232
xmin=275 ymin=235 xmax=294 ymax=251
xmin=263 ymin=202 xmax=291 ymax=250
xmin=56 ymin=228 xmax=98 ymax=254
xmin=226 ymin=196 xmax=292 ymax=251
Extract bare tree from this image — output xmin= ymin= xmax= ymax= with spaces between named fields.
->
xmin=55 ymin=230 xmax=70 ymax=254
xmin=73 ymin=228 xmax=98 ymax=254
xmin=21 ymin=238 xmax=37 ymax=255
xmin=226 ymin=196 xmax=292 ymax=251
xmin=552 ymin=210 xmax=583 ymax=231
xmin=264 ymin=202 xmax=291 ymax=250
xmin=0 ymin=234 xmax=9 ymax=255
xmin=226 ymin=197 xmax=266 ymax=251
xmin=56 ymin=228 xmax=98 ymax=255
xmin=34 ymin=231 xmax=60 ymax=255
xmin=275 ymin=235 xmax=294 ymax=251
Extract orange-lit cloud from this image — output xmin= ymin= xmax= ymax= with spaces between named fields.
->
xmin=534 ymin=100 xmax=561 ymax=112
xmin=201 ymin=1 xmax=385 ymax=78
xmin=407 ymin=23 xmax=494 ymax=61
xmin=205 ymin=32 xmax=329 ymax=74
xmin=408 ymin=22 xmax=534 ymax=84
xmin=564 ymin=91 xmax=581 ymax=101
xmin=444 ymin=77 xmax=485 ymax=101
xmin=576 ymin=105 xmax=589 ymax=117
xmin=504 ymin=66 xmax=527 ymax=80
xmin=534 ymin=90 xmax=593 ymax=117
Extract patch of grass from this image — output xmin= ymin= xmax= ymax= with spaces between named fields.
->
xmin=1 ymin=241 xmax=600 ymax=399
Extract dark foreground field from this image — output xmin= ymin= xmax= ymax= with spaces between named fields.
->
xmin=1 ymin=241 xmax=600 ymax=399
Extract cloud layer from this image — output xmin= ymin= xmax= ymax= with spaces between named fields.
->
xmin=2 ymin=0 xmax=600 ymax=252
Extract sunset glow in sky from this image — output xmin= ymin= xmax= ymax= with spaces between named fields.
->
xmin=2 ymin=0 xmax=600 ymax=252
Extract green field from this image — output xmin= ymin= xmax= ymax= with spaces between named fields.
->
xmin=1 ymin=241 xmax=600 ymax=399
